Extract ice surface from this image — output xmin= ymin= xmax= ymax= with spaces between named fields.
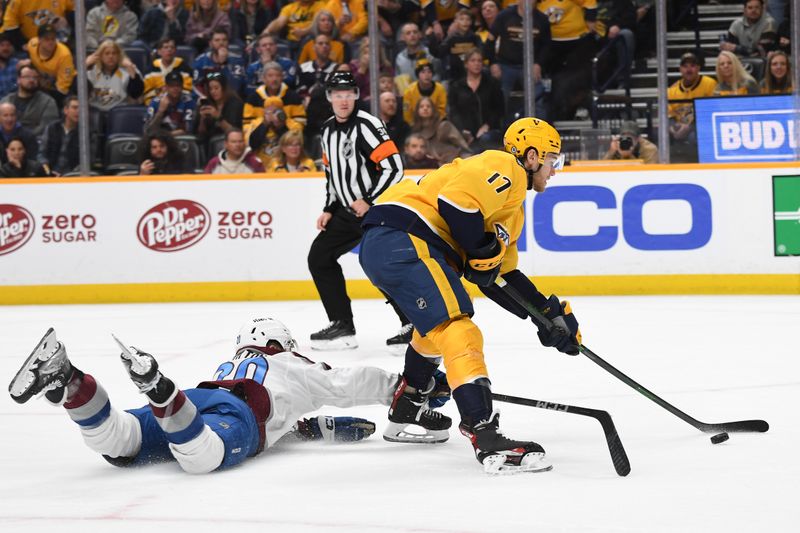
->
xmin=1 ymin=296 xmax=798 ymax=533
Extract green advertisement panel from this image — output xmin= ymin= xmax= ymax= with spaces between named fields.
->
xmin=773 ymin=175 xmax=800 ymax=256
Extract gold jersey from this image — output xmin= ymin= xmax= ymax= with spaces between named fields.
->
xmin=1 ymin=0 xmax=73 ymax=40
xmin=374 ymin=149 xmax=527 ymax=274
xmin=537 ymin=0 xmax=596 ymax=41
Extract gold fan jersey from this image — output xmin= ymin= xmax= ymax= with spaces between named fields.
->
xmin=279 ymin=0 xmax=325 ymax=41
xmin=28 ymin=37 xmax=76 ymax=95
xmin=142 ymin=58 xmax=193 ymax=104
xmin=537 ymin=0 xmax=596 ymax=41
xmin=371 ymin=149 xmax=527 ymax=273
xmin=1 ymin=0 xmax=73 ymax=40
xmin=667 ymin=75 xmax=717 ymax=123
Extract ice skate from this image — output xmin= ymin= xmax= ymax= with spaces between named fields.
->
xmin=9 ymin=328 xmax=78 ymax=405
xmin=385 ymin=323 xmax=413 ymax=355
xmin=384 ymin=377 xmax=451 ymax=444
xmin=309 ymin=320 xmax=358 ymax=350
xmin=113 ymin=334 xmax=175 ymax=404
xmin=459 ymin=412 xmax=552 ymax=475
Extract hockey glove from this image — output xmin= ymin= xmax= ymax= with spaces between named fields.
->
xmin=536 ymin=295 xmax=582 ymax=356
xmin=464 ymin=233 xmax=506 ymax=287
xmin=296 ymin=415 xmax=377 ymax=442
xmin=428 ymin=369 xmax=451 ymax=409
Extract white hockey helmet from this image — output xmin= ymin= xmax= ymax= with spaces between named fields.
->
xmin=235 ymin=318 xmax=297 ymax=354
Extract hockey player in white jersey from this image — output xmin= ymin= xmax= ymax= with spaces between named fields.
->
xmin=8 ymin=318 xmax=450 ymax=474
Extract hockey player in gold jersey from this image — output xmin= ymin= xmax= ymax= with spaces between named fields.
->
xmin=360 ymin=117 xmax=581 ymax=474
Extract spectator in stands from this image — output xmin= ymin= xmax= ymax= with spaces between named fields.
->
xmin=394 ymin=22 xmax=441 ymax=93
xmin=604 ymin=0 xmax=638 ymax=81
xmin=1 ymin=65 xmax=59 ymax=137
xmin=438 ymin=9 xmax=483 ymax=81
xmin=326 ymin=0 xmax=367 ymax=43
xmin=349 ymin=37 xmax=393 ymax=102
xmin=403 ymin=133 xmax=439 ymax=170
xmin=266 ymin=129 xmax=316 ymax=172
xmin=244 ymin=62 xmax=306 ymax=128
xmin=410 ymin=96 xmax=470 ymax=166
xmin=402 ymin=59 xmax=446 ymax=126
xmin=143 ymin=37 xmax=194 ymax=104
xmin=486 ymin=1 xmax=552 ymax=118
xmin=298 ymin=10 xmax=349 ymax=64
xmin=721 ymin=0 xmax=777 ymax=58
xmin=378 ymin=71 xmax=397 ymax=95
xmin=186 ymin=0 xmax=233 ymax=54
xmin=476 ymin=0 xmax=501 ymax=44
xmin=603 ymin=120 xmax=658 ymax=164
xmin=537 ymin=0 xmax=599 ymax=120
xmin=761 ymin=50 xmax=792 ymax=94
xmin=378 ymin=91 xmax=409 ymax=149
xmin=246 ymin=34 xmax=298 ymax=96
xmin=0 ymin=103 xmax=39 ymax=164
xmin=667 ymin=52 xmax=717 ymax=144
xmin=86 ymin=0 xmax=140 ymax=49
xmin=205 ymin=128 xmax=265 ymax=173
xmin=138 ymin=130 xmax=189 ymax=175
xmin=145 ymin=71 xmax=196 ymax=136
xmin=420 ymin=0 xmax=470 ymax=40
xmin=0 ymin=35 xmax=19 ymax=99
xmin=448 ymin=48 xmax=504 ymax=152
xmin=246 ymin=96 xmax=299 ymax=168
xmin=193 ymin=29 xmax=246 ymax=96
xmin=0 ymin=137 xmax=49 ymax=177
xmin=25 ymin=24 xmax=76 ymax=102
xmin=38 ymin=95 xmax=80 ymax=176
xmin=713 ymin=50 xmax=759 ymax=95
xmin=195 ymin=70 xmax=244 ymax=147
xmin=297 ymin=36 xmax=339 ymax=99
xmin=266 ymin=0 xmax=325 ymax=45
xmin=231 ymin=0 xmax=273 ymax=47
xmin=0 ymin=0 xmax=72 ymax=49
xmin=86 ymin=40 xmax=145 ymax=112
xmin=139 ymin=0 xmax=191 ymax=49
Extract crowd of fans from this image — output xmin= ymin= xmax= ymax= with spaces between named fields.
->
xmin=0 ymin=0 xmax=793 ymax=177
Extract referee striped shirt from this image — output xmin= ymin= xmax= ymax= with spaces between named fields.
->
xmin=320 ymin=109 xmax=403 ymax=213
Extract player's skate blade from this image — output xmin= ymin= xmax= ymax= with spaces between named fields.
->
xmin=482 ymin=452 xmax=553 ymax=475
xmin=382 ymin=422 xmax=449 ymax=444
xmin=8 ymin=328 xmax=67 ymax=403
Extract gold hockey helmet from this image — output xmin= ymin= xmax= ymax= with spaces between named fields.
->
xmin=503 ymin=117 xmax=564 ymax=169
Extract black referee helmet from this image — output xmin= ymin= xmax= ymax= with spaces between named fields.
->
xmin=326 ymin=71 xmax=357 ymax=90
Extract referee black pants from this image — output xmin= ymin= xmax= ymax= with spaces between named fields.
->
xmin=307 ymin=207 xmax=408 ymax=326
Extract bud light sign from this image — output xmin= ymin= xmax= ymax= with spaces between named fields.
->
xmin=695 ymin=95 xmax=799 ymax=163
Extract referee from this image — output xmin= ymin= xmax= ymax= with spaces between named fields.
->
xmin=308 ymin=71 xmax=410 ymax=351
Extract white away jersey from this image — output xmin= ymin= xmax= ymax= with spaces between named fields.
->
xmin=211 ymin=350 xmax=397 ymax=448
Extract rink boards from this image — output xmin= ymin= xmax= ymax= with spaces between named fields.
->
xmin=0 ymin=162 xmax=799 ymax=304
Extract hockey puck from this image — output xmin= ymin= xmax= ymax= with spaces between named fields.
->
xmin=710 ymin=432 xmax=729 ymax=444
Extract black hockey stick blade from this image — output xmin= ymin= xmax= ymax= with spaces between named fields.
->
xmin=495 ymin=279 xmax=769 ymax=435
xmin=492 ymin=393 xmax=631 ymax=477
xmin=579 ymin=345 xmax=770 ymax=434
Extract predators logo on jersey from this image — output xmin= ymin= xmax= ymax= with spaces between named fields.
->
xmin=2 ymin=0 xmax=73 ymax=40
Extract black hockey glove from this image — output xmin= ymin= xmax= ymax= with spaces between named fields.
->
xmin=464 ymin=233 xmax=506 ymax=287
xmin=536 ymin=295 xmax=582 ymax=356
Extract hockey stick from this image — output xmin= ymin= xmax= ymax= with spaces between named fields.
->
xmin=492 ymin=392 xmax=631 ymax=477
xmin=496 ymin=280 xmax=769 ymax=434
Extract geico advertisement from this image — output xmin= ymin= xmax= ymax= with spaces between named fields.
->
xmin=523 ymin=166 xmax=799 ymax=276
xmin=0 ymin=179 xmax=325 ymax=284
